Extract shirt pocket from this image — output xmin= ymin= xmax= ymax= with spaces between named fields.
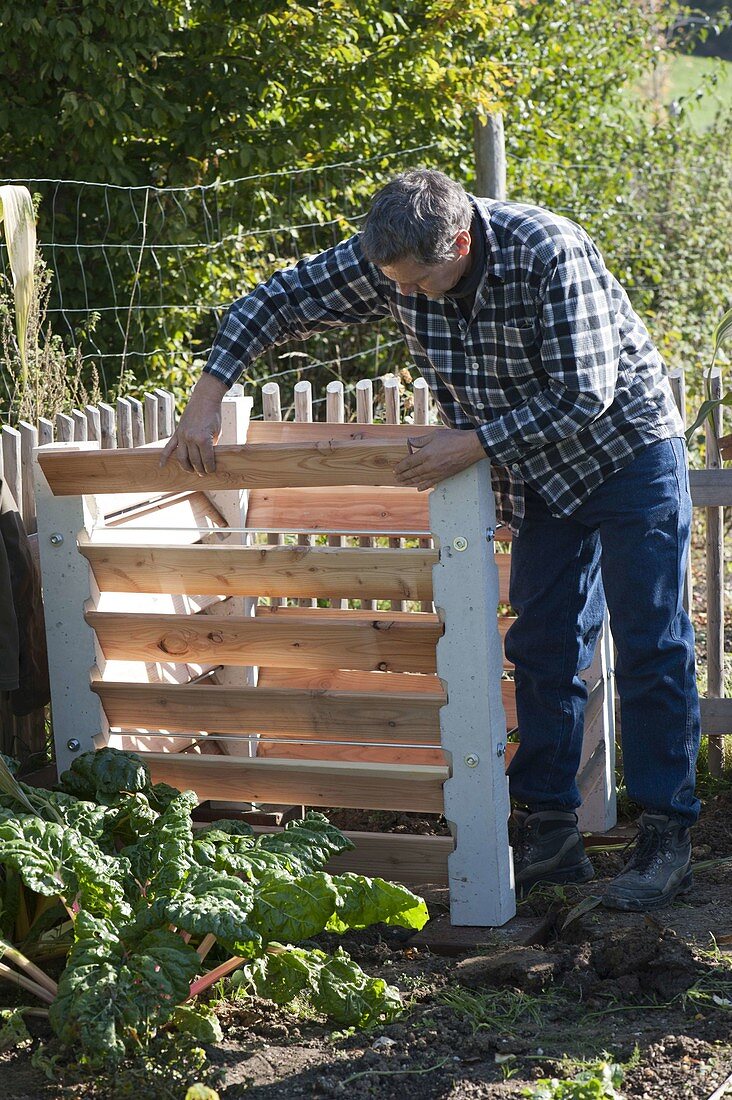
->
xmin=500 ymin=321 xmax=542 ymax=379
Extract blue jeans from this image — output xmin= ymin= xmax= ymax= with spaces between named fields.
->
xmin=505 ymin=437 xmax=701 ymax=826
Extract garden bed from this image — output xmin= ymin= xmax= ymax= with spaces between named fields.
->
xmin=2 ymin=791 xmax=731 ymax=1100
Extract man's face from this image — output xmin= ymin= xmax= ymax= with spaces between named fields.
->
xmin=378 ymin=229 xmax=472 ymax=300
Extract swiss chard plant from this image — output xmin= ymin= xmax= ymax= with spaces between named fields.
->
xmin=0 ymin=748 xmax=428 ymax=1069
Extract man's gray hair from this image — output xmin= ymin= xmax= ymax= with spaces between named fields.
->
xmin=361 ymin=169 xmax=472 ymax=267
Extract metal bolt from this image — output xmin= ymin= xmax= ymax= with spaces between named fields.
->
xmin=49 ymin=532 xmax=64 ymax=547
xmin=486 ymin=527 xmax=495 ymax=542
xmin=464 ymin=753 xmax=479 ymax=768
xmin=453 ymin=536 xmax=468 ymax=552
xmin=496 ymin=743 xmax=506 ymax=758
xmin=66 ymin=738 xmax=81 ymax=753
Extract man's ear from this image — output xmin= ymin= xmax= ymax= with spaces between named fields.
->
xmin=454 ymin=228 xmax=472 ymax=258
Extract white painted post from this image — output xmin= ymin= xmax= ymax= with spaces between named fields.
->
xmin=430 ymin=458 xmax=515 ymax=926
xmin=204 ymin=385 xmax=258 ymax=698
xmin=576 ymin=620 xmax=617 ymax=833
xmin=34 ymin=442 xmax=109 ymax=777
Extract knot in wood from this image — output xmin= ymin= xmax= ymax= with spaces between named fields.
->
xmin=207 ymin=632 xmax=224 ymax=645
xmin=159 ymin=631 xmax=189 ymax=656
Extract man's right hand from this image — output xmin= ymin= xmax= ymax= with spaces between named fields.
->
xmin=160 ymin=372 xmax=229 ymax=475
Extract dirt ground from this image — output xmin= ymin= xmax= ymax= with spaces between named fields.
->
xmin=2 ymin=791 xmax=732 ymax=1100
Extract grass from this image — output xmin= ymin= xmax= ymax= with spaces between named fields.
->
xmin=666 ymin=54 xmax=732 ymax=131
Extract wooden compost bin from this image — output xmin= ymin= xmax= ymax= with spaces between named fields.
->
xmin=33 ymin=383 xmax=617 ymax=927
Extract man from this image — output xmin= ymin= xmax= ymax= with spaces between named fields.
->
xmin=162 ymin=168 xmax=700 ymax=912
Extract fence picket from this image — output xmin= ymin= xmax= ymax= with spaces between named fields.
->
xmin=2 ymin=425 xmax=23 ymax=520
xmin=72 ymin=410 xmax=88 ymax=442
xmin=326 ymin=380 xmax=347 ymax=610
xmin=85 ymin=405 xmax=101 ymax=443
xmin=38 ymin=418 xmax=53 ymax=447
xmin=98 ymin=403 xmax=117 ymax=450
xmin=294 ymin=380 xmax=316 ymax=608
xmin=261 ymin=382 xmax=285 ymax=608
xmin=144 ymin=393 xmax=159 ymax=443
xmin=413 ymin=378 xmax=433 ymax=614
xmin=384 ymin=374 xmax=406 ymax=612
xmin=356 ymin=378 xmax=376 ymax=612
xmin=117 ymin=398 xmax=133 ymax=448
xmin=55 ymin=413 xmax=74 ymax=443
xmin=129 ymin=397 xmax=145 ymax=446
xmin=18 ymin=421 xmax=38 ymax=534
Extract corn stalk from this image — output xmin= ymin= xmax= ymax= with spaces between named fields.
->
xmin=0 ymin=185 xmax=36 ymax=383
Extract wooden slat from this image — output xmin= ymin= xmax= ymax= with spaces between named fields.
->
xmin=38 ymin=439 xmax=416 ymax=495
xmin=689 ymin=469 xmax=732 ymax=507
xmin=81 ymin=543 xmax=439 ymax=601
xmin=93 ymin=681 xmax=443 ymax=741
xmin=247 ymin=422 xmax=442 ymax=443
xmin=143 ymin=753 xmax=447 ymax=811
xmin=255 ymin=669 xmax=515 ymax=726
xmin=257 ymin=666 xmax=445 ymax=695
xmin=87 ymin=610 xmax=444 ymax=672
xmin=322 ymin=830 xmax=452 ymax=886
xmin=253 ymin=741 xmax=449 ymax=765
xmin=700 ymin=697 xmax=732 ymax=736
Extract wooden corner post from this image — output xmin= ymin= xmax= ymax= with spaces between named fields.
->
xmin=34 ymin=443 xmax=109 ymax=777
xmin=429 ymin=458 xmax=515 ymax=926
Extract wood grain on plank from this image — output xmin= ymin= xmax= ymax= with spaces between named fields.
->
xmin=92 ymin=681 xmax=443 ymax=741
xmin=38 ymin=440 xmax=414 ymax=494
xmin=81 ymin=542 xmax=439 ymax=601
xmin=247 ymin=485 xmax=431 ymax=534
xmin=144 ymin=752 xmax=447 ymax=811
xmin=87 ymin=610 xmax=443 ymax=672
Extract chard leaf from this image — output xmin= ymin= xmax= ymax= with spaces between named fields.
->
xmin=249 ymin=871 xmax=339 ymax=943
xmin=171 ymin=1003 xmax=223 ymax=1044
xmin=0 ymin=1007 xmax=32 ymax=1052
xmin=327 ymin=873 xmax=429 ymax=933
xmin=58 ymin=749 xmax=151 ymax=805
xmin=0 ymin=815 xmax=130 ymax=921
xmin=124 ymin=790 xmax=199 ymax=891
xmin=50 ymin=913 xmax=200 ymax=1069
xmin=242 ymin=944 xmax=402 ymax=1027
xmin=161 ymin=869 xmax=260 ymax=956
xmin=313 ymin=947 xmax=403 ymax=1026
xmin=150 ymin=781 xmax=182 ymax=812
xmin=197 ymin=819 xmax=254 ymax=838
xmin=255 ymin=813 xmax=354 ymax=875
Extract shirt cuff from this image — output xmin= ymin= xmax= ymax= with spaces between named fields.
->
xmin=202 ymin=352 xmax=244 ymax=389
xmin=475 ymin=421 xmax=523 ymax=468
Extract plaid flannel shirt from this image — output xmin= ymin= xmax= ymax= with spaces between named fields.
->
xmin=204 ymin=197 xmax=684 ymax=531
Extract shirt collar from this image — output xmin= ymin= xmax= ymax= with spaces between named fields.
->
xmin=470 ymin=195 xmax=506 ymax=283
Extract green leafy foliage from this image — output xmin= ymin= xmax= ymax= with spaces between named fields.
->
xmin=0 ymin=748 xmax=428 ymax=1069
xmin=526 ymin=1062 xmax=625 ymax=1100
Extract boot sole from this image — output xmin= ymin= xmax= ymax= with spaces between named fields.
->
xmin=601 ymin=870 xmax=694 ymax=912
xmin=517 ymin=858 xmax=595 ymax=898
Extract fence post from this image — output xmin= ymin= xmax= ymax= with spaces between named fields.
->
xmin=356 ymin=378 xmax=377 ymax=613
xmin=474 ymin=113 xmax=507 ymax=200
xmin=669 ymin=368 xmax=693 ymax=615
xmin=430 ymin=457 xmax=515 ymax=925
xmin=34 ymin=442 xmax=109 ymax=777
xmin=705 ymin=367 xmax=725 ymax=776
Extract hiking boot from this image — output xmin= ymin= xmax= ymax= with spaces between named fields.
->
xmin=510 ymin=808 xmax=595 ymax=898
xmin=601 ymin=812 xmax=693 ymax=912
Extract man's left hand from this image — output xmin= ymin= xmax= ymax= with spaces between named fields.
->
xmin=394 ymin=428 xmax=486 ymax=491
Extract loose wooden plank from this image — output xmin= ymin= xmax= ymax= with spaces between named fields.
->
xmin=80 ymin=542 xmax=438 ymax=601
xmin=87 ymin=610 xmax=444 ymax=672
xmin=143 ymin=753 xmax=447 ymax=811
xmin=38 ymin=440 xmax=413 ymax=495
xmin=92 ymin=681 xmax=443 ymax=741
xmin=247 ymin=421 xmax=441 ymax=443
xmin=323 ymin=830 xmax=452 ymax=886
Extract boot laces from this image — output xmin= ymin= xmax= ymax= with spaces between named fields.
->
xmin=627 ymin=824 xmax=667 ymax=874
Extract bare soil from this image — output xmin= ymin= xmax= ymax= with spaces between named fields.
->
xmin=2 ymin=794 xmax=732 ymax=1099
